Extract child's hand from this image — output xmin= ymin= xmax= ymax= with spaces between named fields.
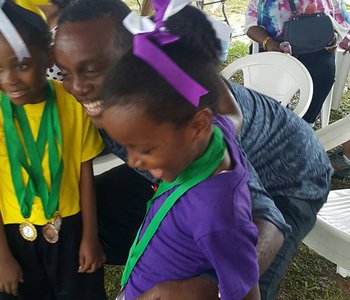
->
xmin=0 ymin=254 xmax=23 ymax=296
xmin=78 ymin=236 xmax=105 ymax=273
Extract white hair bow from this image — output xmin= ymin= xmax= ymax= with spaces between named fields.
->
xmin=123 ymin=0 xmax=232 ymax=43
xmin=0 ymin=0 xmax=31 ymax=61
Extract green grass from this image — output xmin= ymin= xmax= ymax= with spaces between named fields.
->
xmin=223 ymin=40 xmax=249 ymax=66
xmin=277 ymin=243 xmax=350 ymax=300
xmin=105 ymin=265 xmax=123 ymax=299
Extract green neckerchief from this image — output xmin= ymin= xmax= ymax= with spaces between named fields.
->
xmin=121 ymin=125 xmax=227 ymax=288
xmin=1 ymin=81 xmax=63 ymax=220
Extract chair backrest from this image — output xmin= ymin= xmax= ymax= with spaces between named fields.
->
xmin=220 ymin=52 xmax=313 ymax=117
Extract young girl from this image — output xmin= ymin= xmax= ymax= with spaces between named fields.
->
xmin=99 ymin=3 xmax=260 ymax=300
xmin=0 ymin=1 xmax=106 ymax=299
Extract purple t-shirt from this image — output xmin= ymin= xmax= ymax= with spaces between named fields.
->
xmin=125 ymin=115 xmax=259 ymax=300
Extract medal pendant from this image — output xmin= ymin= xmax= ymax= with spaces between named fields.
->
xmin=42 ymin=223 xmax=59 ymax=243
xmin=116 ymin=289 xmax=125 ymax=300
xmin=19 ymin=221 xmax=37 ymax=241
xmin=53 ymin=213 xmax=62 ymax=231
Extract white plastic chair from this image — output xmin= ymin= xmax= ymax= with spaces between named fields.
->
xmin=303 ymin=188 xmax=350 ymax=277
xmin=250 ymin=41 xmax=350 ymax=126
xmin=93 ymin=153 xmax=124 ymax=176
xmin=220 ymin=51 xmax=313 ymax=117
xmin=331 ymin=48 xmax=350 ymax=110
xmin=302 ymin=117 xmax=350 ymax=277
xmin=316 ymin=114 xmax=350 ymax=152
xmin=320 ymin=47 xmax=350 ymax=128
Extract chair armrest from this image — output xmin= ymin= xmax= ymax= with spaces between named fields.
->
xmin=316 ymin=115 xmax=350 ymax=151
xmin=93 ymin=153 xmax=124 ymax=175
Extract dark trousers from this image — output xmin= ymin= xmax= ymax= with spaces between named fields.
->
xmin=297 ymin=49 xmax=335 ymax=123
xmin=95 ymin=164 xmax=155 ymax=265
xmin=0 ymin=214 xmax=106 ymax=300
xmin=259 ymin=194 xmax=328 ymax=300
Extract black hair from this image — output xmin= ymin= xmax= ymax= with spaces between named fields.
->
xmin=48 ymin=0 xmax=74 ymax=22
xmin=51 ymin=0 xmax=73 ymax=10
xmin=2 ymin=0 xmax=51 ymax=51
xmin=58 ymin=0 xmax=132 ymax=50
xmin=102 ymin=5 xmax=225 ymax=127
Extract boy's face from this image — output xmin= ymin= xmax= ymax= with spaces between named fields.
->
xmin=54 ymin=17 xmax=125 ymax=119
xmin=0 ymin=33 xmax=49 ymax=106
xmin=101 ymin=104 xmax=200 ymax=183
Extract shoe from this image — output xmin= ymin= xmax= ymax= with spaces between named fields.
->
xmin=329 ymin=150 xmax=350 ymax=178
xmin=333 ymin=167 xmax=350 ymax=179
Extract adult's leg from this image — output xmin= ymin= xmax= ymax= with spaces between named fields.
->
xmin=258 ymin=196 xmax=327 ymax=300
xmin=298 ymin=50 xmax=335 ymax=123
xmin=95 ymin=164 xmax=155 ymax=265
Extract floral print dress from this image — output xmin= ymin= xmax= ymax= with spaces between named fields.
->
xmin=245 ymin=0 xmax=350 ymax=41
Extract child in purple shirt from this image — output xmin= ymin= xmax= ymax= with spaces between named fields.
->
xmin=98 ymin=1 xmax=260 ymax=299
xmin=123 ymin=115 xmax=258 ymax=300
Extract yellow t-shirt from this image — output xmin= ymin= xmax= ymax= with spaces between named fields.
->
xmin=0 ymin=80 xmax=104 ymax=225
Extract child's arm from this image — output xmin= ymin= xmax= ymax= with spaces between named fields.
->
xmin=0 ymin=214 xmax=23 ymax=296
xmin=78 ymin=160 xmax=105 ymax=273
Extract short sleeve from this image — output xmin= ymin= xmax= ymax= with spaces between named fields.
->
xmin=81 ymin=112 xmax=104 ymax=162
xmin=196 ymin=225 xmax=259 ymax=300
xmin=245 ymin=157 xmax=292 ymax=235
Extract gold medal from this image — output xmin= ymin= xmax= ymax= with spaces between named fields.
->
xmin=42 ymin=223 xmax=59 ymax=243
xmin=19 ymin=221 xmax=37 ymax=241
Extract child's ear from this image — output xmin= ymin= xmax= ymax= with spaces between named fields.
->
xmin=190 ymin=108 xmax=213 ymax=141
xmin=47 ymin=45 xmax=55 ymax=68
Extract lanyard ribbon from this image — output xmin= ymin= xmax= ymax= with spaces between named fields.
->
xmin=1 ymin=82 xmax=63 ymax=220
xmin=121 ymin=125 xmax=226 ymax=287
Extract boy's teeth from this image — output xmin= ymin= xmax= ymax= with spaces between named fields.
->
xmin=83 ymin=100 xmax=103 ymax=109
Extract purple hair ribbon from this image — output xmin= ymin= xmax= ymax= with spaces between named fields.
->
xmin=134 ymin=32 xmax=208 ymax=107
xmin=123 ymin=0 xmax=208 ymax=107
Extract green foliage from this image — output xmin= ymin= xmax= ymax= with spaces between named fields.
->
xmin=220 ymin=40 xmax=249 ymax=84
xmin=221 ymin=40 xmax=249 ymax=68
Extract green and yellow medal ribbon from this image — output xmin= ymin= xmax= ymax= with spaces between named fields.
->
xmin=1 ymin=81 xmax=63 ymax=220
xmin=121 ymin=125 xmax=227 ymax=288
xmin=15 ymin=0 xmax=47 ymax=20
